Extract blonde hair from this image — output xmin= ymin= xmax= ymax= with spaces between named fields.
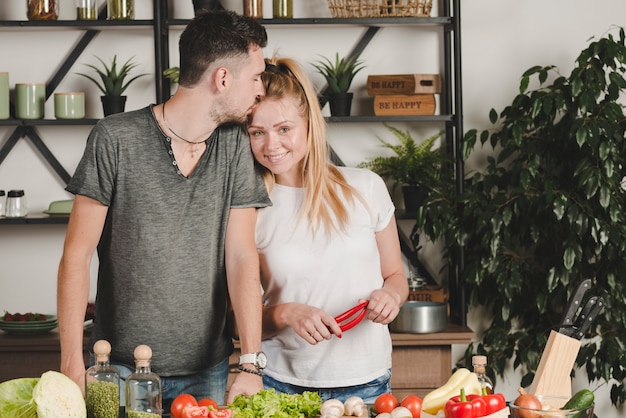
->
xmin=250 ymin=56 xmax=363 ymax=234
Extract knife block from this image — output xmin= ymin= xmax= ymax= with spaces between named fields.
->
xmin=529 ymin=330 xmax=581 ymax=403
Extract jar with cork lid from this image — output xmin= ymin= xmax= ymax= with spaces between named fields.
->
xmin=86 ymin=339 xmax=120 ymax=418
xmin=126 ymin=344 xmax=162 ymax=417
xmin=472 ymin=355 xmax=494 ymax=394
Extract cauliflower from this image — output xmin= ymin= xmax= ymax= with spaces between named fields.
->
xmin=32 ymin=371 xmax=86 ymax=418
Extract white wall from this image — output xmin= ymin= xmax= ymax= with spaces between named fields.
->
xmin=1 ymin=0 xmax=624 ymax=416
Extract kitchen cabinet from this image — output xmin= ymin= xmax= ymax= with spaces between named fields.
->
xmin=0 ymin=324 xmax=473 ymax=398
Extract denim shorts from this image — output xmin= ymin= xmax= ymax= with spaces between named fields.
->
xmin=263 ymin=368 xmax=392 ymax=403
xmin=110 ymin=357 xmax=229 ymax=414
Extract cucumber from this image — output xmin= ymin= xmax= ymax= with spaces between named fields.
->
xmin=561 ymin=389 xmax=595 ymax=410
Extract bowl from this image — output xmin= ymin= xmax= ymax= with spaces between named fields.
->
xmin=43 ymin=199 xmax=74 ymax=215
xmin=389 ymin=301 xmax=447 ymax=334
xmin=508 ymin=395 xmax=594 ymax=418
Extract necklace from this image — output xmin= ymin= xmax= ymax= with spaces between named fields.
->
xmin=162 ymin=101 xmax=206 ymax=158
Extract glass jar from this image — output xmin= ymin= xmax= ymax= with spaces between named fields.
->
xmin=27 ymin=0 xmax=59 ymax=21
xmin=244 ymin=0 xmax=263 ymax=18
xmin=107 ymin=0 xmax=134 ymax=20
xmin=272 ymin=0 xmax=292 ymax=18
xmin=77 ymin=0 xmax=97 ymax=20
xmin=5 ymin=190 xmax=27 ymax=218
xmin=86 ymin=340 xmax=120 ymax=418
xmin=126 ymin=345 xmax=162 ymax=417
xmin=472 ymin=355 xmax=494 ymax=394
xmin=0 ymin=190 xmax=5 ymax=217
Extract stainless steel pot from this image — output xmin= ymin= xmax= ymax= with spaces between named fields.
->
xmin=389 ymin=301 xmax=447 ymax=334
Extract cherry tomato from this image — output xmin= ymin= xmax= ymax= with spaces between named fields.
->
xmin=208 ymin=409 xmax=233 ymax=418
xmin=198 ymin=398 xmax=218 ymax=410
xmin=183 ymin=406 xmax=210 ymax=418
xmin=374 ymin=393 xmax=398 ymax=414
xmin=400 ymin=395 xmax=422 ymax=418
xmin=171 ymin=394 xmax=198 ymax=418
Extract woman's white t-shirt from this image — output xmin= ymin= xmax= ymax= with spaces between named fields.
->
xmin=257 ymin=167 xmax=395 ymax=387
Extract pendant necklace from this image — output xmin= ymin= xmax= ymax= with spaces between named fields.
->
xmin=162 ymin=101 xmax=206 ymax=158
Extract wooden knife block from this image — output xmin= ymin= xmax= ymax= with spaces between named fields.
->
xmin=529 ymin=330 xmax=581 ymax=402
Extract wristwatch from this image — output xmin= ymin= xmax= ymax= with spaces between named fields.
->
xmin=239 ymin=351 xmax=267 ymax=370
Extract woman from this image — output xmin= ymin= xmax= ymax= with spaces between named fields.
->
xmin=247 ymin=56 xmax=408 ymax=403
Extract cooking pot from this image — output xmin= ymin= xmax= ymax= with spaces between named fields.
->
xmin=389 ymin=301 xmax=447 ymax=334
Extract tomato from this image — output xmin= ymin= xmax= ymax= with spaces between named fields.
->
xmin=400 ymin=395 xmax=422 ymax=418
xmin=198 ymin=398 xmax=218 ymax=410
xmin=183 ymin=406 xmax=210 ymax=418
xmin=374 ymin=393 xmax=398 ymax=414
xmin=171 ymin=394 xmax=198 ymax=418
xmin=208 ymin=409 xmax=233 ymax=418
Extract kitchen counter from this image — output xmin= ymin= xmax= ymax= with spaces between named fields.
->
xmin=0 ymin=324 xmax=474 ymax=398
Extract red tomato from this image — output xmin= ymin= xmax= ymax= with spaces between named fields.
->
xmin=400 ymin=395 xmax=422 ymax=418
xmin=171 ymin=394 xmax=198 ymax=418
xmin=183 ymin=406 xmax=210 ymax=418
xmin=198 ymin=398 xmax=218 ymax=410
xmin=208 ymin=409 xmax=233 ymax=418
xmin=374 ymin=393 xmax=398 ymax=414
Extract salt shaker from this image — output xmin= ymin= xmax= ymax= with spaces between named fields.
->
xmin=5 ymin=190 xmax=27 ymax=218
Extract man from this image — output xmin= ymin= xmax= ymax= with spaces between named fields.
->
xmin=57 ymin=10 xmax=270 ymax=410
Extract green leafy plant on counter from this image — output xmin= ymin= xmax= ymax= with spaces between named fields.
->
xmin=415 ymin=26 xmax=626 ymax=407
xmin=77 ymin=55 xmax=147 ymax=97
xmin=311 ymin=52 xmax=365 ymax=94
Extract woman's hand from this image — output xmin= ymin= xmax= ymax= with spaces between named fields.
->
xmin=281 ymin=302 xmax=343 ymax=344
xmin=364 ymin=287 xmax=402 ymax=325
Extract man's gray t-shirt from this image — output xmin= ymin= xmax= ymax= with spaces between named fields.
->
xmin=66 ymin=106 xmax=271 ymax=376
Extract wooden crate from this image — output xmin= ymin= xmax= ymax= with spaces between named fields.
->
xmin=407 ymin=285 xmax=448 ymax=304
xmin=367 ymin=74 xmax=442 ymax=95
xmin=373 ymin=94 xmax=436 ymax=116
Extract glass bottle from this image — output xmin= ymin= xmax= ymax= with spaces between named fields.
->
xmin=472 ymin=355 xmax=494 ymax=394
xmin=86 ymin=340 xmax=120 ymax=418
xmin=27 ymin=0 xmax=59 ymax=21
xmin=107 ymin=0 xmax=134 ymax=20
xmin=77 ymin=0 xmax=97 ymax=20
xmin=126 ymin=345 xmax=162 ymax=418
xmin=272 ymin=0 xmax=292 ymax=18
xmin=5 ymin=190 xmax=27 ymax=218
xmin=244 ymin=0 xmax=263 ymax=18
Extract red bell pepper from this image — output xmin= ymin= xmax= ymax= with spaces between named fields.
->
xmin=480 ymin=387 xmax=506 ymax=415
xmin=444 ymin=388 xmax=487 ymax=418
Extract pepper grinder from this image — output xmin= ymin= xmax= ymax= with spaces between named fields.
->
xmin=5 ymin=190 xmax=27 ymax=218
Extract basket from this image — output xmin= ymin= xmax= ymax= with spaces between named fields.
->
xmin=327 ymin=0 xmax=433 ymax=18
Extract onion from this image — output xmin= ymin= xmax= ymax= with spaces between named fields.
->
xmin=512 ymin=387 xmax=543 ymax=418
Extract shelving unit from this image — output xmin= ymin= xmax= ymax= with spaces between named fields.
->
xmin=0 ymin=0 xmax=464 ymax=324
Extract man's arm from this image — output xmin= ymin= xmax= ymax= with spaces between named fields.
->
xmin=224 ymin=207 xmax=263 ymax=403
xmin=57 ymin=194 xmax=108 ymax=393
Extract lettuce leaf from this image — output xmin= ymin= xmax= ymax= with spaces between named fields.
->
xmin=228 ymin=388 xmax=321 ymax=418
xmin=0 ymin=377 xmax=39 ymax=418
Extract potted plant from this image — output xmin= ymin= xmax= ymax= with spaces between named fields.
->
xmin=358 ymin=123 xmax=446 ymax=213
xmin=415 ymin=27 xmax=626 ymax=407
xmin=77 ymin=55 xmax=147 ymax=116
xmin=312 ymin=52 xmax=365 ymax=116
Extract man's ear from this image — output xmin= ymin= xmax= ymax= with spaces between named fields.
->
xmin=214 ymin=67 xmax=229 ymax=91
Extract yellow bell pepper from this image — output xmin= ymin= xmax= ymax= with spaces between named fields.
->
xmin=421 ymin=368 xmax=482 ymax=415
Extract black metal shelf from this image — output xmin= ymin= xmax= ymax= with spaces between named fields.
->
xmin=166 ymin=16 xmax=452 ymax=27
xmin=0 ymin=20 xmax=153 ymax=28
xmin=326 ymin=115 xmax=454 ymax=123
xmin=0 ymin=119 xmax=98 ymax=126
xmin=0 ymin=214 xmax=69 ymax=225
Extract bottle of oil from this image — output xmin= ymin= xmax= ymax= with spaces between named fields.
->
xmin=472 ymin=355 xmax=494 ymax=394
xmin=126 ymin=345 xmax=162 ymax=417
xmin=86 ymin=340 xmax=120 ymax=418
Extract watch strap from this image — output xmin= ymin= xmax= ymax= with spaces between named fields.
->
xmin=239 ymin=353 xmax=257 ymax=365
xmin=238 ymin=365 xmax=263 ymax=376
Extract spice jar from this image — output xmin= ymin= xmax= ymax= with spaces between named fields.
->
xmin=5 ymin=190 xmax=27 ymax=218
xmin=86 ymin=340 xmax=120 ymax=418
xmin=244 ymin=0 xmax=263 ymax=18
xmin=273 ymin=0 xmax=292 ymax=18
xmin=76 ymin=0 xmax=97 ymax=20
xmin=27 ymin=0 xmax=59 ymax=20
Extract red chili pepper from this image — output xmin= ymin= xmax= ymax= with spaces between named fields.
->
xmin=480 ymin=387 xmax=506 ymax=415
xmin=444 ymin=388 xmax=487 ymax=418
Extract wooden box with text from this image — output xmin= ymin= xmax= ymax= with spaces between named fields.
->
xmin=366 ymin=74 xmax=442 ymax=95
xmin=407 ymin=285 xmax=448 ymax=304
xmin=373 ymin=94 xmax=436 ymax=116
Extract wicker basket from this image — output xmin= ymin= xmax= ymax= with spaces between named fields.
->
xmin=327 ymin=0 xmax=433 ymax=18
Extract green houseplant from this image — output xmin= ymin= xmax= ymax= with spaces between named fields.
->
xmin=415 ymin=27 xmax=626 ymax=408
xmin=312 ymin=52 xmax=365 ymax=116
xmin=77 ymin=55 xmax=147 ymax=116
xmin=358 ymin=123 xmax=446 ymax=212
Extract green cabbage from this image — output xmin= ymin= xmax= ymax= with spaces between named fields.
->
xmin=0 ymin=377 xmax=39 ymax=418
xmin=32 ymin=371 xmax=86 ymax=418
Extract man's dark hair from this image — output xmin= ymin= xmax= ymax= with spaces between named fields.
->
xmin=178 ymin=10 xmax=268 ymax=87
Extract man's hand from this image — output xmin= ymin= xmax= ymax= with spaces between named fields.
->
xmin=226 ymin=370 xmax=263 ymax=404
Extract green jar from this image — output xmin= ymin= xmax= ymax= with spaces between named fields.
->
xmin=107 ymin=0 xmax=133 ymax=20
xmin=272 ymin=0 xmax=292 ymax=18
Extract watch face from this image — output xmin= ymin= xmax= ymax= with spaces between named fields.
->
xmin=256 ymin=352 xmax=267 ymax=369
